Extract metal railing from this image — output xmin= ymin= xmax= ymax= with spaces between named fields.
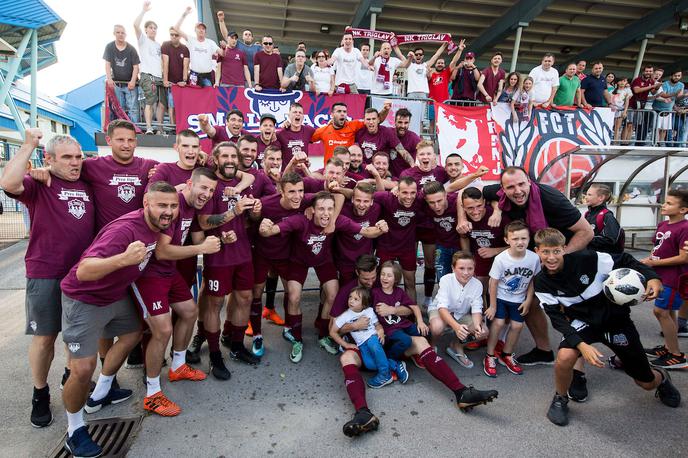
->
xmin=609 ymin=109 xmax=657 ymax=146
xmin=104 ymin=80 xmax=177 ymax=134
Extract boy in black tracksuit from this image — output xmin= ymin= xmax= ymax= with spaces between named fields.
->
xmin=584 ymin=183 xmax=624 ymax=254
xmin=533 ymin=228 xmax=681 ymax=426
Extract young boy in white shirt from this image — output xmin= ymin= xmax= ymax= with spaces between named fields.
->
xmin=429 ymin=251 xmax=488 ymax=369
xmin=484 ymin=220 xmax=540 ymax=377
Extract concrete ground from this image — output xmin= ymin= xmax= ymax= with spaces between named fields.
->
xmin=1 ymin=240 xmax=687 ymax=457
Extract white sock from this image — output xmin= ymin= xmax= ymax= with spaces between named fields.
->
xmin=171 ymin=351 xmax=185 ymax=371
xmin=146 ymin=376 xmax=161 ymax=397
xmin=66 ymin=408 xmax=85 ymax=437
xmin=90 ymin=373 xmax=114 ymax=401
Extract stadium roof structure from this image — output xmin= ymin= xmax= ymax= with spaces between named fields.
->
xmin=207 ymin=0 xmax=688 ymax=76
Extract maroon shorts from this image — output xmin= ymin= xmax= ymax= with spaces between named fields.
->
xmin=416 ymin=226 xmax=437 ymax=244
xmin=474 ymin=257 xmax=494 ymax=277
xmin=338 ymin=265 xmax=356 ymax=285
xmin=253 ymin=255 xmax=291 ymax=284
xmin=132 ymin=271 xmax=193 ymax=318
xmin=377 ymin=248 xmax=417 ymax=272
xmin=288 ymin=262 xmax=338 ymax=285
xmin=203 ymin=262 xmax=254 ymax=296
xmin=176 ymin=255 xmax=199 ymax=288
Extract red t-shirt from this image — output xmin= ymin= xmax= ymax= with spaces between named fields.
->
xmin=254 ymin=51 xmax=283 ymax=89
xmin=629 ymin=76 xmax=654 ymax=109
xmin=429 ymin=68 xmax=451 ymax=103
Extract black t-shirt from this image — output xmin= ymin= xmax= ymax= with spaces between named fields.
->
xmin=103 ymin=42 xmax=141 ymax=82
xmin=482 ymin=183 xmax=581 ymax=241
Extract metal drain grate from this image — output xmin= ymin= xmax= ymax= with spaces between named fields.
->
xmin=49 ymin=415 xmax=144 ymax=458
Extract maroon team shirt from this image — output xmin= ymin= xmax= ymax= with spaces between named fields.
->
xmin=256 ymin=138 xmax=281 ymax=167
xmin=254 ymin=51 xmax=282 ymax=89
xmin=277 ymin=126 xmax=315 ymax=167
xmin=477 ymin=67 xmax=506 ymax=103
xmin=277 ymin=214 xmax=362 ymax=267
xmin=81 ymin=155 xmax=158 ymax=229
xmin=199 ymin=177 xmax=252 ymax=267
xmin=61 ymin=209 xmax=159 ymax=306
xmin=143 ymin=192 xmax=196 ymax=278
xmin=7 ymin=175 xmax=95 ymax=279
xmin=400 ymin=165 xmax=449 ymax=186
xmin=336 ymin=201 xmax=382 ymax=268
xmin=211 ymin=127 xmax=252 ymax=148
xmin=355 ymin=126 xmax=401 ymax=164
xmin=371 ymin=286 xmax=415 ymax=335
xmin=651 ymin=219 xmax=688 ymax=289
xmin=393 ymin=130 xmax=420 ymax=178
xmin=374 ymin=191 xmax=424 ymax=253
xmin=148 ymin=162 xmax=194 ymax=187
xmin=257 ymin=193 xmax=314 ymax=260
xmin=424 ymin=192 xmax=460 ymax=248
xmin=629 ymin=76 xmax=654 ymax=108
xmin=161 ymin=41 xmax=190 ymax=83
xmin=244 ymin=168 xmax=277 ymax=197
xmin=303 ymin=176 xmax=325 ymax=193
xmin=217 ymin=47 xmax=248 ymax=86
xmin=466 ymin=206 xmax=506 ymax=276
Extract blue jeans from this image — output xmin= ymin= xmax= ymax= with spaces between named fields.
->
xmin=359 ymin=335 xmax=391 ymax=378
xmin=386 ymin=324 xmax=420 ymax=360
xmin=114 ymin=84 xmax=139 ymax=123
xmin=435 ymin=244 xmax=458 ymax=283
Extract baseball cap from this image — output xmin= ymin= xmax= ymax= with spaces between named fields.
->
xmin=260 ymin=113 xmax=277 ymax=124
xmin=228 ymin=30 xmax=238 ymax=38
xmin=466 ymin=52 xmax=475 ymax=58
xmin=195 ymin=22 xmax=207 ymax=29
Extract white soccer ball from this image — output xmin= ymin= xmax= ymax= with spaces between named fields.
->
xmin=603 ymin=268 xmax=647 ymax=306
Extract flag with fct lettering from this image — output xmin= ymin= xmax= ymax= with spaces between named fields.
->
xmin=435 ymin=102 xmax=613 ymax=189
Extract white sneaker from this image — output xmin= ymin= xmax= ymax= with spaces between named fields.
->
xmin=446 ymin=347 xmax=474 ymax=368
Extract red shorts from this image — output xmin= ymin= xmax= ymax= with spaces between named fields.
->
xmin=253 ymin=255 xmax=291 ymax=284
xmin=132 ymin=271 xmax=193 ymax=318
xmin=176 ymin=255 xmax=199 ymax=288
xmin=416 ymin=226 xmax=437 ymax=244
xmin=288 ymin=262 xmax=338 ymax=285
xmin=377 ymin=248 xmax=417 ymax=272
xmin=204 ymin=262 xmax=254 ymax=296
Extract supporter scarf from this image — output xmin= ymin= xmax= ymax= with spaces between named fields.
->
xmin=103 ymin=84 xmax=142 ymax=133
xmin=346 ymin=27 xmax=458 ymax=54
xmin=376 ymin=56 xmax=391 ymax=87
xmin=497 ymin=181 xmax=548 ymax=232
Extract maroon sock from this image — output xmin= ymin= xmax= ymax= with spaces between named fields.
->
xmin=221 ymin=319 xmax=232 ymax=337
xmin=232 ymin=325 xmax=247 ymax=343
xmin=206 ymin=330 xmax=220 ymax=353
xmin=342 ymin=364 xmax=368 ymax=410
xmin=424 ymin=267 xmax=436 ymax=297
xmin=282 ymin=294 xmax=289 ymax=316
xmin=316 ymin=317 xmax=329 ymax=339
xmin=197 ymin=321 xmax=206 ymax=341
xmin=286 ymin=313 xmax=303 ymax=341
xmin=420 ymin=347 xmax=464 ymax=391
xmin=250 ymin=298 xmax=263 ymax=335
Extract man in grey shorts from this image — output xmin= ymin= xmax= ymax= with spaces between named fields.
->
xmin=58 ymin=181 xmax=179 ymax=458
xmin=0 ymin=129 xmax=96 ymax=428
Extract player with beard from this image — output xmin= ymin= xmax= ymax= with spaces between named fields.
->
xmin=428 ymin=39 xmax=465 ymax=105
xmin=337 ymin=182 xmax=385 ymax=284
xmin=277 ymin=103 xmax=316 ymax=167
xmin=390 ymin=109 xmax=420 ymax=178
xmin=59 ymin=182 xmax=178 ymax=458
xmin=132 ymin=169 xmax=222 ymax=416
xmin=374 ymin=177 xmax=425 ymax=302
xmin=259 ymin=191 xmax=387 ymax=362
xmin=356 ymin=108 xmax=412 ymax=169
xmin=443 ymin=153 xmax=489 ymax=192
xmin=312 ymin=102 xmax=390 ymax=164
xmin=330 ymin=255 xmax=499 ymax=438
xmin=348 ymin=144 xmax=365 ymax=175
xmin=196 ymin=143 xmax=262 ymax=379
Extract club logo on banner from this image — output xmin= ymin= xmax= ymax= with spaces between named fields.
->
xmin=436 ymin=102 xmax=614 ymax=189
xmin=171 ymin=86 xmax=367 ymax=155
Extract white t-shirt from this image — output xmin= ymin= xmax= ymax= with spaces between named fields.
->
xmin=356 ymin=62 xmax=373 ymax=90
xmin=529 ymin=65 xmax=560 ymax=104
xmin=187 ymin=36 xmax=219 ymax=73
xmin=332 ymin=47 xmax=363 ymax=85
xmin=137 ymin=35 xmax=162 ymax=77
xmin=406 ymin=62 xmax=429 ymax=94
xmin=432 ymin=274 xmax=483 ymax=320
xmin=372 ymin=56 xmax=401 ymax=95
xmin=489 ymin=249 xmax=541 ymax=303
xmin=312 ymin=65 xmax=334 ymax=93
xmin=334 ymin=307 xmax=378 ymax=346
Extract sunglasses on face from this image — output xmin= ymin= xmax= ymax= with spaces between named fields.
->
xmin=170 ymin=33 xmax=179 ymax=37
xmin=263 ymin=42 xmax=273 ymax=45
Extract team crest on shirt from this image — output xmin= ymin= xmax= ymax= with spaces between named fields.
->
xmin=307 ymin=234 xmax=327 ymax=255
xmin=419 ymin=175 xmax=436 ymax=185
xmin=68 ymin=342 xmax=80 ymax=353
xmin=383 ymin=301 xmax=402 ymax=325
xmin=67 ymin=199 xmax=86 ymax=219
xmin=580 ymin=274 xmax=590 ymax=285
xmin=222 ymin=194 xmax=238 ymax=212
xmin=436 ymin=216 xmax=454 ymax=232
xmin=180 ymin=218 xmax=193 ymax=244
xmin=361 ymin=141 xmax=377 ymax=159
xmin=57 ymin=189 xmax=90 ymax=201
xmin=354 ymin=221 xmax=369 ymax=241
xmin=138 ymin=242 xmax=158 ymax=271
xmin=393 ymin=210 xmax=414 ymax=227
xmin=118 ymin=184 xmax=136 ymax=203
